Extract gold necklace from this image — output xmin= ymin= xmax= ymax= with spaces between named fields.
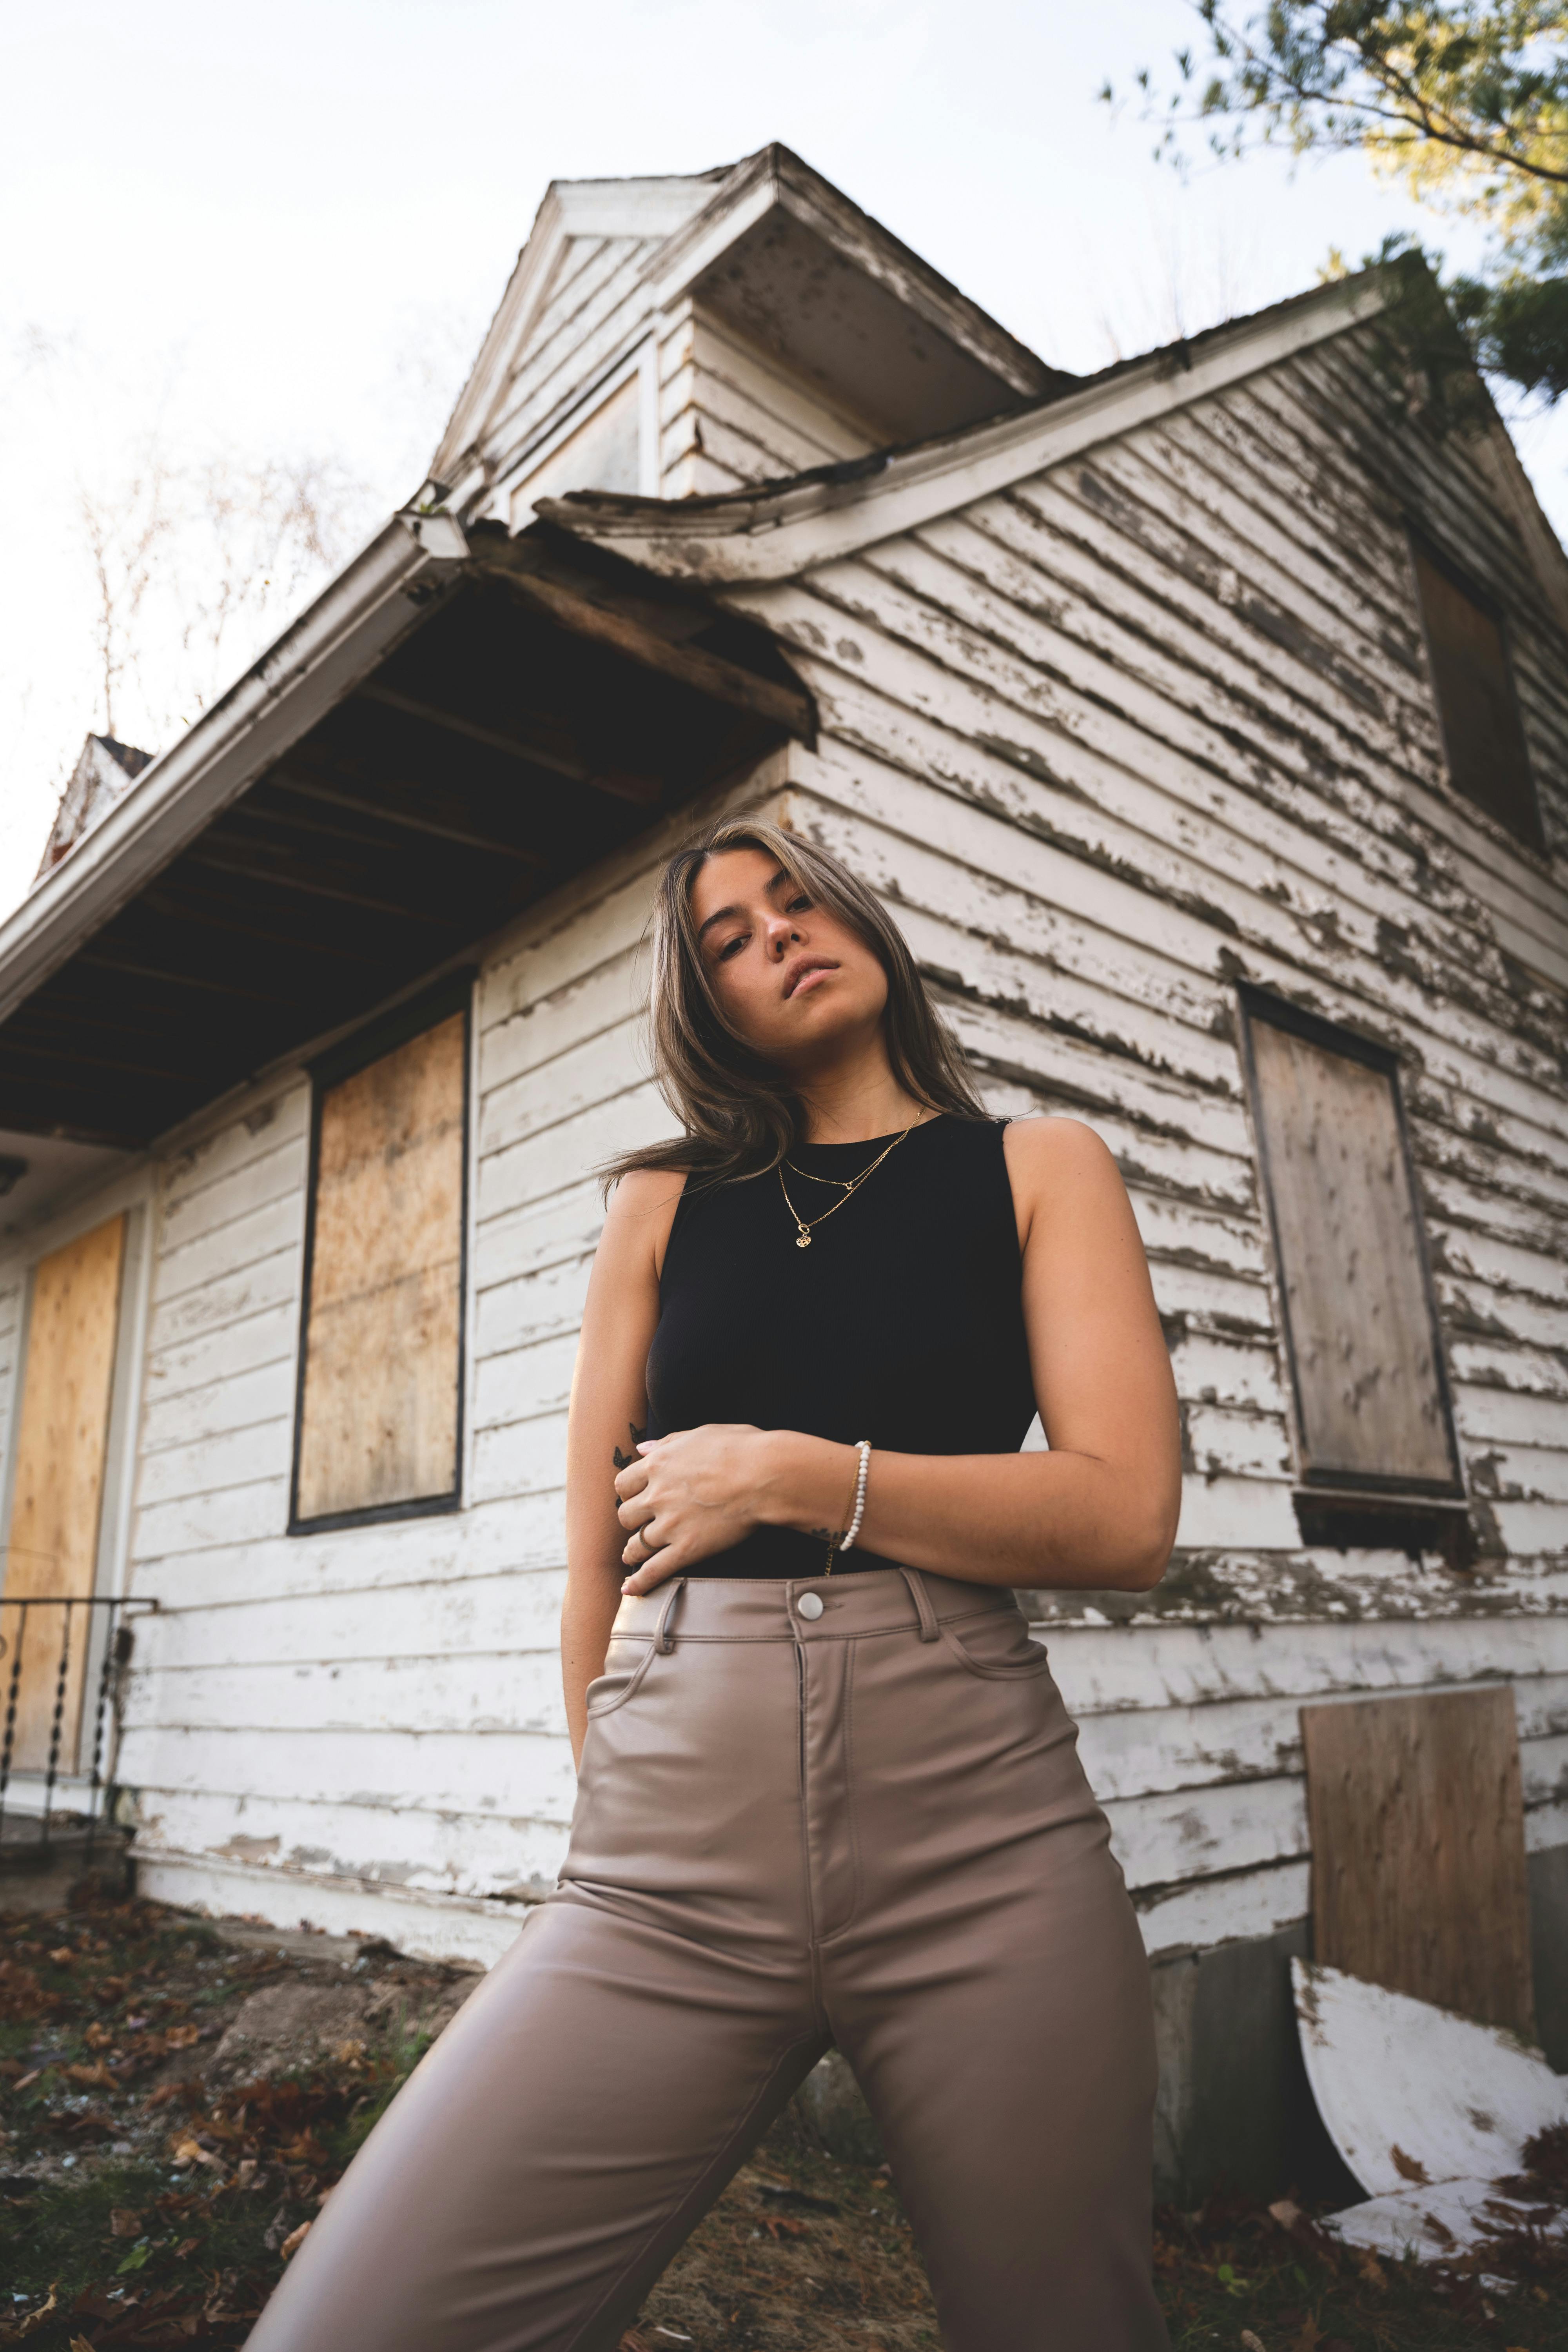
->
xmin=778 ymin=1113 xmax=925 ymax=1249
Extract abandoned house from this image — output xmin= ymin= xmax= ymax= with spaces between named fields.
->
xmin=0 ymin=144 xmax=1564 ymax=2200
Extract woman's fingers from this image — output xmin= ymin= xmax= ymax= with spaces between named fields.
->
xmin=619 ymin=1554 xmax=680 ymax=1594
xmin=616 ymin=1494 xmax=658 ymax=1533
xmin=619 ymin=1526 xmax=680 ymax=1592
xmin=613 ymin=1456 xmax=651 ymax=1501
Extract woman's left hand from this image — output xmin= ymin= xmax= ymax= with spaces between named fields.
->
xmin=614 ymin=1424 xmax=770 ymax=1591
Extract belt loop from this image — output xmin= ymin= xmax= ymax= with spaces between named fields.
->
xmin=898 ymin=1566 xmax=940 ymax=1642
xmin=655 ymin=1577 xmax=688 ymax=1654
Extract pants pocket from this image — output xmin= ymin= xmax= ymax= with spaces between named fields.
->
xmin=940 ymin=1606 xmax=1051 ymax=1680
xmin=585 ymin=1636 xmax=659 ymax=1716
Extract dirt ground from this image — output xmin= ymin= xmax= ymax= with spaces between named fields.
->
xmin=2 ymin=1882 xmax=1565 ymax=2350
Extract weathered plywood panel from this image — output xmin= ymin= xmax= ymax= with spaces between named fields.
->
xmin=295 ymin=1013 xmax=466 ymax=1523
xmin=1 ymin=1216 xmax=125 ymax=1771
xmin=1245 ymin=1014 xmax=1458 ymax=1490
xmin=1302 ymin=1685 xmax=1534 ymax=2034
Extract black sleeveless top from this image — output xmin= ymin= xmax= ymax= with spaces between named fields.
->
xmin=644 ymin=1116 xmax=1037 ymax=1579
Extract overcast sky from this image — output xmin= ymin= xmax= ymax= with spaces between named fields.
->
xmin=5 ymin=0 xmax=1563 ymax=924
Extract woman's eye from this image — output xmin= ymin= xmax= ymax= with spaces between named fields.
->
xmin=716 ymin=934 xmax=746 ymax=960
xmin=788 ymin=895 xmax=811 ymax=913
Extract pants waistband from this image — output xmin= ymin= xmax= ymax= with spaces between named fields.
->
xmin=612 ymin=1565 xmax=1017 ymax=1650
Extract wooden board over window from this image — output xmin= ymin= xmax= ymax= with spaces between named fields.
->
xmin=292 ymin=996 xmax=468 ymax=1529
xmin=1302 ymin=1686 xmax=1534 ymax=2037
xmin=1410 ymin=535 xmax=1544 ymax=851
xmin=1242 ymin=998 xmax=1459 ymax=1494
xmin=1 ymin=1214 xmax=125 ymax=1772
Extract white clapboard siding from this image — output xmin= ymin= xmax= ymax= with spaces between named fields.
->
xmin=78 ymin=299 xmax=1565 ymax=1960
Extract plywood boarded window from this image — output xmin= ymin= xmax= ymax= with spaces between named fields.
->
xmin=1301 ymin=1686 xmax=1534 ymax=2035
xmin=291 ymin=984 xmax=470 ymax=1530
xmin=1409 ymin=533 xmax=1544 ymax=851
xmin=1241 ymin=995 xmax=1460 ymax=1495
xmin=1 ymin=1214 xmax=125 ymax=1771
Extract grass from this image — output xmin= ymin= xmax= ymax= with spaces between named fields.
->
xmin=2 ymin=1886 xmax=1565 ymax=2348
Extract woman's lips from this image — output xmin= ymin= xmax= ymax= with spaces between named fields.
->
xmin=786 ymin=962 xmax=837 ymax=997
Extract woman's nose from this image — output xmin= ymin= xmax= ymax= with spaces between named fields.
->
xmin=764 ymin=917 xmax=802 ymax=958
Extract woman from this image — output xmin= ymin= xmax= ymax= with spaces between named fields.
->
xmin=249 ymin=819 xmax=1181 ymax=2352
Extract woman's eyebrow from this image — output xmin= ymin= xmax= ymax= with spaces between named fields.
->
xmin=695 ymin=871 xmax=791 ymax=943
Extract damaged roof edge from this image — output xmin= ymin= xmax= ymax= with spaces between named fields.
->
xmin=0 ymin=510 xmax=470 ymax=1035
xmin=537 ymin=269 xmax=1396 ymax=585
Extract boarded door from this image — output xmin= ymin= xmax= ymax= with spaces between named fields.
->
xmin=292 ymin=1007 xmax=467 ymax=1526
xmin=1302 ymin=1686 xmax=1534 ymax=2036
xmin=1243 ymin=1002 xmax=1459 ymax=1491
xmin=1 ymin=1214 xmax=126 ymax=1772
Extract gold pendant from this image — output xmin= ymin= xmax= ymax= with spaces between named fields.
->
xmin=796 ymin=1232 xmax=811 ymax=1248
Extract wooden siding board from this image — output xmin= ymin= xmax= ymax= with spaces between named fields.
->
xmin=94 ymin=306 xmax=1568 ymax=1950
xmin=833 ymin=536 xmax=1566 ymax=1107
xmin=754 ymin=610 xmax=1568 ymax=1141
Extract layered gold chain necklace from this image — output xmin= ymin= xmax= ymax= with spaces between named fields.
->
xmin=777 ymin=1111 xmax=927 ymax=1249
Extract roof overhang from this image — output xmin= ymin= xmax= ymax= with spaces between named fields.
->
xmin=0 ymin=515 xmax=811 ymax=1149
xmin=434 ymin=145 xmax=1070 ymax=498
xmin=538 ymin=270 xmax=1395 ymax=584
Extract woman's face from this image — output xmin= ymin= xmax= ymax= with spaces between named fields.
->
xmin=687 ymin=846 xmax=888 ymax=1071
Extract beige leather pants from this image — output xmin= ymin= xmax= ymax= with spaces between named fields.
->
xmin=247 ymin=1569 xmax=1168 ymax=2352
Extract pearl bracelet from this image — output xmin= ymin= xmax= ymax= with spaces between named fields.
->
xmin=838 ymin=1439 xmax=872 ymax=1552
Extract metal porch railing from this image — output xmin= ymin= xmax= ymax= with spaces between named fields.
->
xmin=0 ymin=1593 xmax=156 ymax=1863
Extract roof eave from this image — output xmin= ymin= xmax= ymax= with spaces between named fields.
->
xmin=538 ymin=270 xmax=1393 ymax=584
xmin=0 ymin=510 xmax=469 ymax=1034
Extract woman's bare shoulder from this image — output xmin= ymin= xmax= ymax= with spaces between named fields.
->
xmin=1001 ymin=1117 xmax=1124 ymax=1243
xmin=1002 ymin=1114 xmax=1117 ymax=1182
xmin=600 ymin=1166 xmax=690 ymax=1280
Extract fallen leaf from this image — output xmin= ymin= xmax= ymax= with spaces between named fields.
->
xmin=83 ymin=2022 xmax=115 ymax=2050
xmin=162 ymin=2024 xmax=201 ymax=2051
xmin=1390 ymin=2143 xmax=1430 ymax=2185
xmin=47 ymin=1948 xmax=74 ymax=1967
xmin=174 ymin=2237 xmax=200 ymax=2259
xmin=1267 ymin=2198 xmax=1301 ymax=2229
xmin=15 ymin=2285 xmax=58 ymax=2337
xmin=64 ymin=2061 xmax=115 ymax=2089
xmin=69 ymin=2338 xmax=96 ymax=2351
xmin=109 ymin=2207 xmax=145 ymax=2238
xmin=1354 ymin=2246 xmax=1385 ymax=2289
xmin=12 ymin=2069 xmax=44 ymax=2093
xmin=280 ymin=2219 xmax=312 ymax=2259
xmin=1240 ymin=2335 xmax=1267 ymax=2352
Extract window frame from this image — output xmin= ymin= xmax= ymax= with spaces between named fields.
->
xmin=288 ymin=971 xmax=475 ymax=1538
xmin=1237 ymin=984 xmax=1464 ymax=1505
xmin=1405 ymin=523 xmax=1546 ymax=854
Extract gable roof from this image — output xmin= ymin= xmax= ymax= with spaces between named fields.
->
xmin=430 ymin=143 xmax=1070 ymax=497
xmin=532 ymin=257 xmax=1568 ymax=651
xmin=533 ymin=269 xmax=1397 ymax=584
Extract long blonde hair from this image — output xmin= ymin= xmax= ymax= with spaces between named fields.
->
xmin=604 ymin=818 xmax=987 ymax=1191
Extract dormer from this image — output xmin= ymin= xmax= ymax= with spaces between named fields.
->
xmin=430 ymin=144 xmax=1070 ymax=523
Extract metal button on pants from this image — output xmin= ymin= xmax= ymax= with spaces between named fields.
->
xmin=246 ymin=1568 xmax=1169 ymax=2352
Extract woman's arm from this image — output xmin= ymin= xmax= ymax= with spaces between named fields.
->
xmin=562 ymin=1169 xmax=683 ymax=1765
xmin=616 ymin=1120 xmax=1181 ymax=1595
